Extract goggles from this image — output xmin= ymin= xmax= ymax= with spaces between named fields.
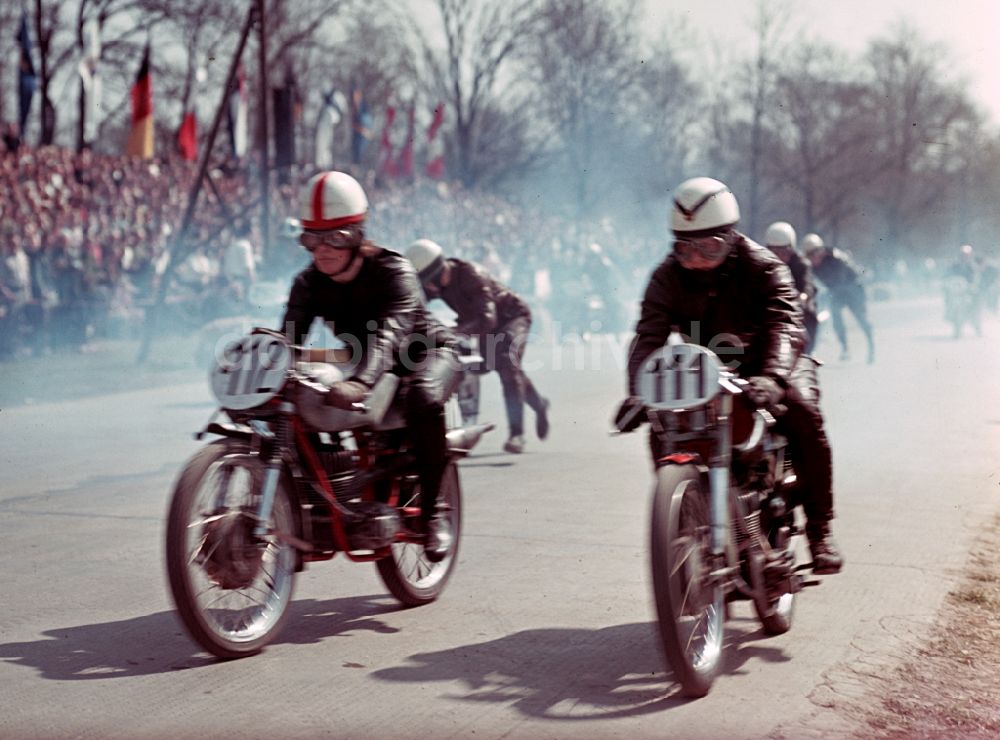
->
xmin=673 ymin=234 xmax=730 ymax=262
xmin=299 ymin=228 xmax=358 ymax=252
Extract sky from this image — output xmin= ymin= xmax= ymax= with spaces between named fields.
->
xmin=644 ymin=0 xmax=1000 ymax=123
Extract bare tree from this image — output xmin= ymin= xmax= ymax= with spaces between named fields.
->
xmin=523 ymin=0 xmax=642 ymax=225
xmin=864 ymin=23 xmax=981 ymax=258
xmin=0 ymin=2 xmax=22 ymax=125
xmin=767 ymin=43 xmax=882 ymax=243
xmin=421 ymin=0 xmax=542 ymax=186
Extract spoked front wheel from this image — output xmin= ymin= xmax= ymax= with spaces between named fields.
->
xmin=650 ymin=464 xmax=724 ymax=698
xmin=376 ymin=462 xmax=462 ymax=606
xmin=165 ymin=440 xmax=298 ymax=658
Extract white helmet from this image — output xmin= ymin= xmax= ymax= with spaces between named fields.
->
xmin=299 ymin=171 xmax=368 ymax=230
xmin=801 ymin=233 xmax=825 ymax=254
xmin=406 ymin=238 xmax=446 ymax=283
xmin=671 ymin=177 xmax=740 ymax=234
xmin=765 ymin=221 xmax=796 ymax=250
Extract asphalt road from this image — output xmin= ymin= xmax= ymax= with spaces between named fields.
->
xmin=2 ymin=296 xmax=998 ymax=739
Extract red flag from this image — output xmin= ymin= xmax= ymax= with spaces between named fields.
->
xmin=126 ymin=44 xmax=153 ymax=158
xmin=177 ymin=111 xmax=197 ymax=161
xmin=377 ymin=106 xmax=397 ymax=178
xmin=396 ymin=104 xmax=415 ymax=178
xmin=425 ymin=103 xmax=445 ymax=179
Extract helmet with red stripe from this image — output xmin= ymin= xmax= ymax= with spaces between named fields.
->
xmin=299 ymin=171 xmax=368 ymax=230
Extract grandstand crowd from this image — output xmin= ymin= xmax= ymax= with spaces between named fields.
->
xmin=0 ymin=145 xmax=646 ymax=359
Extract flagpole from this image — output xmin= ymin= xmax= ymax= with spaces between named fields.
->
xmin=137 ymin=3 xmax=259 ymax=364
xmin=256 ymin=0 xmax=270 ymax=266
xmin=76 ymin=19 xmax=85 ymax=151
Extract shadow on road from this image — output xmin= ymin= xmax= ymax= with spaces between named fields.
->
xmin=372 ymin=617 xmax=790 ymax=719
xmin=0 ymin=594 xmax=401 ymax=680
xmin=458 ymin=453 xmax=516 ymax=469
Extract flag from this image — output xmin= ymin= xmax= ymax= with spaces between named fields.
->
xmin=315 ymin=89 xmax=345 ymax=169
xmin=377 ymin=105 xmax=397 ymax=178
xmin=425 ymin=103 xmax=445 ymax=179
xmin=17 ymin=13 xmax=37 ymax=136
xmin=350 ymin=89 xmax=372 ymax=165
xmin=125 ymin=43 xmax=153 ymax=158
xmin=77 ymin=19 xmax=102 ymax=146
xmin=227 ymin=64 xmax=248 ymax=158
xmin=396 ymin=103 xmax=415 ymax=179
xmin=273 ymin=68 xmax=298 ymax=178
xmin=177 ymin=111 xmax=197 ymax=161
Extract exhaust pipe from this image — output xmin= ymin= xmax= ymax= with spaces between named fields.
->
xmin=446 ymin=423 xmax=495 ymax=456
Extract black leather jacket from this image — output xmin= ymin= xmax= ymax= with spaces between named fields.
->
xmin=438 ymin=258 xmax=530 ymax=335
xmin=628 ymin=234 xmax=804 ymax=393
xmin=281 ymin=247 xmax=450 ymax=387
xmin=811 ymin=248 xmax=864 ymax=293
xmin=785 ymin=251 xmax=818 ymax=316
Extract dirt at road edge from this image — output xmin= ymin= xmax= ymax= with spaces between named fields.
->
xmin=857 ymin=512 xmax=1000 ymax=738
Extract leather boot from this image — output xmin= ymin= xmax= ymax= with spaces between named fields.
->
xmin=807 ymin=521 xmax=843 ymax=575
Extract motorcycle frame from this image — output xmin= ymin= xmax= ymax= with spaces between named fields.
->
xmin=199 ymin=392 xmax=433 ymax=567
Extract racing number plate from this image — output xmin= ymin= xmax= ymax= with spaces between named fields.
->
xmin=636 ymin=343 xmax=723 ymax=410
xmin=210 ymin=333 xmax=292 ymax=410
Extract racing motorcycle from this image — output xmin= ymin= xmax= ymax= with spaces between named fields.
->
xmin=165 ymin=328 xmax=482 ymax=659
xmin=615 ymin=342 xmax=808 ymax=698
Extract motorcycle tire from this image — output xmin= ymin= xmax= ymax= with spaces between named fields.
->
xmin=650 ymin=464 xmax=724 ymax=698
xmin=753 ymin=527 xmax=795 ymax=636
xmin=165 ymin=439 xmax=298 ymax=659
xmin=376 ymin=462 xmax=462 ymax=606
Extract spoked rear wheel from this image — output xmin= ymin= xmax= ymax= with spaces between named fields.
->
xmin=376 ymin=462 xmax=461 ymax=606
xmin=165 ymin=440 xmax=298 ymax=658
xmin=650 ymin=464 xmax=724 ymax=698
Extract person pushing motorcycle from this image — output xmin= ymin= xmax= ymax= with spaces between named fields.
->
xmin=802 ymin=233 xmax=875 ymax=363
xmin=280 ymin=171 xmax=455 ymax=560
xmin=617 ymin=177 xmax=843 ymax=574
xmin=406 ymin=238 xmax=550 ymax=455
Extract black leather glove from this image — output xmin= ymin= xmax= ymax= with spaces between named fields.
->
xmin=613 ymin=396 xmax=645 ymax=432
xmin=744 ymin=376 xmax=783 ymax=408
xmin=325 ymin=380 xmax=369 ymax=410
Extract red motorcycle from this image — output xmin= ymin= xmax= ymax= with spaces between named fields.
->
xmin=165 ymin=329 xmax=473 ymax=658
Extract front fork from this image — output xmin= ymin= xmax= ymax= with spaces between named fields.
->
xmin=253 ymin=402 xmax=292 ymax=537
xmin=708 ymin=394 xmax=733 ymax=558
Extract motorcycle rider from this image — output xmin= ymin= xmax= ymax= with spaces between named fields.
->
xmin=943 ymin=244 xmax=983 ymax=337
xmin=280 ymin=171 xmax=455 ymax=560
xmin=617 ymin=177 xmax=843 ymax=574
xmin=406 ymin=238 xmax=550 ymax=455
xmin=764 ymin=221 xmax=820 ymax=353
xmin=802 ymin=233 xmax=875 ymax=363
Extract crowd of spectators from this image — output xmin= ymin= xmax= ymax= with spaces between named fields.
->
xmin=0 ymin=144 xmax=656 ymax=361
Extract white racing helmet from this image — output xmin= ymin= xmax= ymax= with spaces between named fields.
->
xmin=299 ymin=171 xmax=368 ymax=231
xmin=670 ymin=177 xmax=740 ymax=235
xmin=406 ymin=238 xmax=446 ymax=284
xmin=765 ymin=221 xmax=796 ymax=249
xmin=801 ymin=233 xmax=825 ymax=255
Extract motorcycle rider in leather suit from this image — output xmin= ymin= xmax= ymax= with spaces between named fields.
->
xmin=764 ymin=222 xmax=820 ymax=354
xmin=280 ymin=171 xmax=456 ymax=560
xmin=617 ymin=177 xmax=843 ymax=574
xmin=406 ymin=239 xmax=550 ymax=455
